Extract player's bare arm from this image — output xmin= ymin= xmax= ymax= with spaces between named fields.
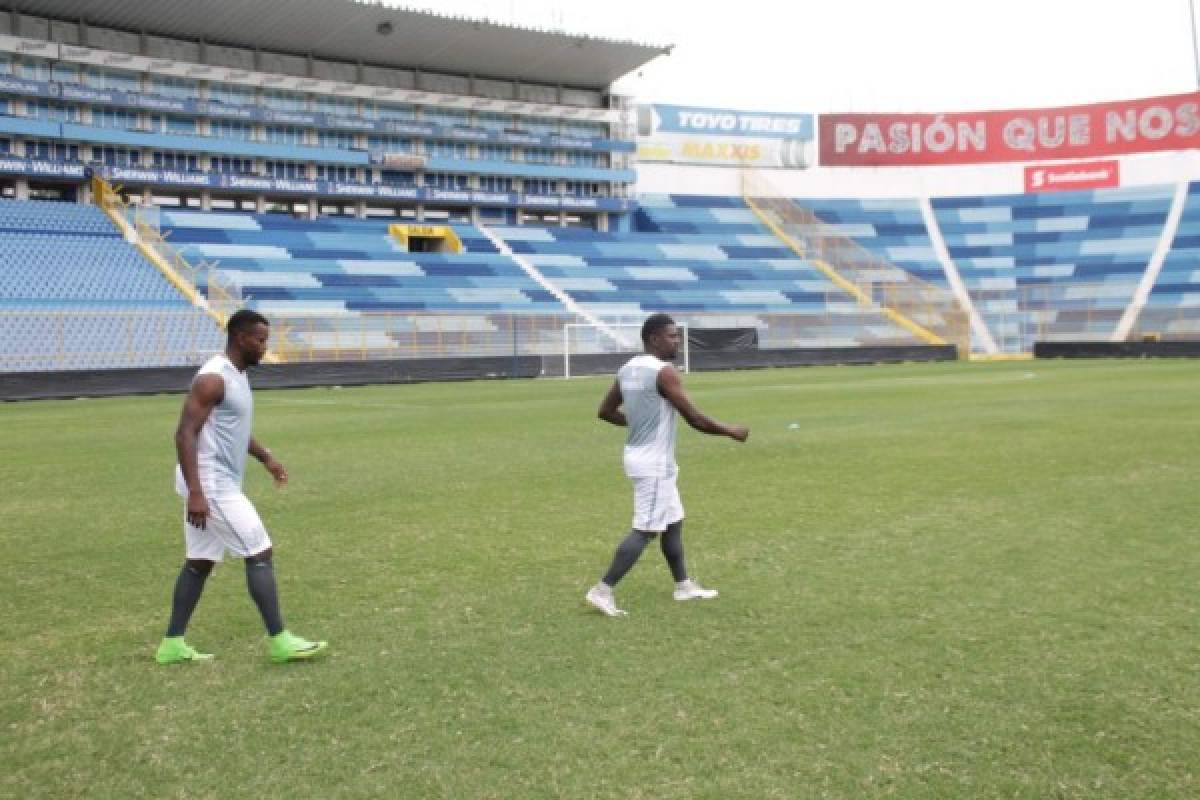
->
xmin=597 ymin=379 xmax=627 ymax=427
xmin=175 ymin=373 xmax=224 ymax=528
xmin=657 ymin=366 xmax=749 ymax=442
xmin=249 ymin=436 xmax=288 ymax=486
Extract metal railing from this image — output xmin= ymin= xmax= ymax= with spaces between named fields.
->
xmin=268 ymin=313 xmax=579 ymax=362
xmin=0 ymin=309 xmax=225 ymax=372
xmin=266 ymin=309 xmax=934 ymax=364
xmin=90 ymin=176 xmax=243 ymax=326
xmin=741 ymin=167 xmax=971 ymax=356
xmin=8 ymin=302 xmax=1200 ymax=372
xmin=973 ymin=282 xmax=1200 ymax=352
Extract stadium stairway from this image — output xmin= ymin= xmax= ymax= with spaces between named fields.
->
xmin=741 ymin=191 xmax=966 ymax=353
xmin=474 ymin=224 xmax=628 ymax=346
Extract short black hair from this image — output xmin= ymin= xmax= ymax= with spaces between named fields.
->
xmin=226 ymin=309 xmax=269 ymax=339
xmin=641 ymin=312 xmax=676 ymax=344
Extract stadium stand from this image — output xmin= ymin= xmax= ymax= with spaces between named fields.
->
xmin=793 ymin=198 xmax=944 ymax=285
xmin=496 ymin=193 xmax=918 ymax=348
xmin=1 ymin=2 xmax=1197 ymax=377
xmin=1141 ymin=181 xmax=1200 ymax=339
xmin=155 ymin=210 xmax=572 ymax=358
xmin=0 ymin=4 xmax=638 ymax=227
xmin=930 ymin=186 xmax=1174 ymax=351
xmin=0 ymin=2 xmax=655 ymax=369
xmin=793 ymin=187 xmax=1179 ymax=352
xmin=0 ymin=198 xmax=221 ymax=371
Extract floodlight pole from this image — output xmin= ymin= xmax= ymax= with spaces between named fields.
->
xmin=1191 ymin=0 xmax=1200 ymax=89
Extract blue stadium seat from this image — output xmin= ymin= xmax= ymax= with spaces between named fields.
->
xmin=1141 ymin=181 xmax=1200 ymax=338
xmin=929 ymin=186 xmax=1172 ymax=350
xmin=494 ymin=194 xmax=918 ymax=347
xmin=0 ymin=199 xmax=223 ymax=372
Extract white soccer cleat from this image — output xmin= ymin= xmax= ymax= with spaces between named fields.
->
xmin=673 ymin=579 xmax=719 ymax=601
xmin=586 ymin=585 xmax=628 ymax=617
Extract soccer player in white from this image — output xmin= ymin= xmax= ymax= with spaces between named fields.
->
xmin=155 ymin=309 xmax=327 ymax=664
xmin=586 ymin=313 xmax=749 ymax=617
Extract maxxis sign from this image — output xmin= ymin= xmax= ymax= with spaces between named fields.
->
xmin=819 ymin=92 xmax=1200 ymax=166
xmin=637 ymin=104 xmax=814 ymax=168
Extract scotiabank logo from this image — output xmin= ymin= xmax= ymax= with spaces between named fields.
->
xmin=1024 ymin=160 xmax=1120 ymax=193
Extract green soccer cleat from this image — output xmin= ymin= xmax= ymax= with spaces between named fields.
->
xmin=155 ymin=636 xmax=214 ymax=665
xmin=269 ymin=630 xmax=328 ymax=663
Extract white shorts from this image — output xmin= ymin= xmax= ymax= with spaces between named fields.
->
xmin=182 ymin=491 xmax=272 ymax=561
xmin=630 ymin=473 xmax=684 ymax=532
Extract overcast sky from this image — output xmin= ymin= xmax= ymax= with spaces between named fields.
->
xmin=397 ymin=0 xmax=1200 ymax=112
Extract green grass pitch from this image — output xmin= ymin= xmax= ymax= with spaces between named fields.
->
xmin=1 ymin=359 xmax=1197 ymax=799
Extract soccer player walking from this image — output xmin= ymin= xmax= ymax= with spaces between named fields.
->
xmin=586 ymin=313 xmax=749 ymax=617
xmin=155 ymin=310 xmax=327 ymax=664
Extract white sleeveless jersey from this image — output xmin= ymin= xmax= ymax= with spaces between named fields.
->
xmin=618 ymin=354 xmax=677 ymax=478
xmin=175 ymin=354 xmax=253 ymax=496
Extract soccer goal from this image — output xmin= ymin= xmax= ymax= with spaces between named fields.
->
xmin=562 ymin=323 xmax=689 ymax=379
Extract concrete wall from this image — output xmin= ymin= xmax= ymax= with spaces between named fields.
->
xmin=635 ymin=149 xmax=1200 ymax=198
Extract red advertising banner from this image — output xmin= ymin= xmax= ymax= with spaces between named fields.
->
xmin=1024 ymin=160 xmax=1120 ymax=193
xmin=820 ymin=92 xmax=1200 ymax=166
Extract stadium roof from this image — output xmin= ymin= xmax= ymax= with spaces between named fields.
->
xmin=5 ymin=0 xmax=671 ymax=89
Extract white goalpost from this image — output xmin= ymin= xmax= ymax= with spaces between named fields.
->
xmin=562 ymin=323 xmax=689 ymax=379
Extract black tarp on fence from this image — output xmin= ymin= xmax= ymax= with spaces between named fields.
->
xmin=1034 ymin=341 xmax=1200 ymax=359
xmin=2 ymin=345 xmax=958 ymax=401
xmin=687 ymin=327 xmax=759 ymax=352
xmin=1 ymin=355 xmax=541 ymax=401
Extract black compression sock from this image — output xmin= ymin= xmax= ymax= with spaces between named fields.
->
xmin=166 ymin=562 xmax=211 ymax=637
xmin=245 ymin=558 xmax=285 ymax=636
xmin=602 ymin=529 xmax=654 ymax=587
xmin=661 ymin=521 xmax=688 ymax=583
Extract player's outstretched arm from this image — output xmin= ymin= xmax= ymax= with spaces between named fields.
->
xmin=175 ymin=374 xmax=223 ymax=528
xmin=249 ymin=436 xmax=288 ymax=486
xmin=657 ymin=366 xmax=749 ymax=442
xmin=597 ymin=379 xmax=627 ymax=427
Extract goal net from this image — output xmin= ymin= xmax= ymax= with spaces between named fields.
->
xmin=560 ymin=323 xmax=689 ymax=379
